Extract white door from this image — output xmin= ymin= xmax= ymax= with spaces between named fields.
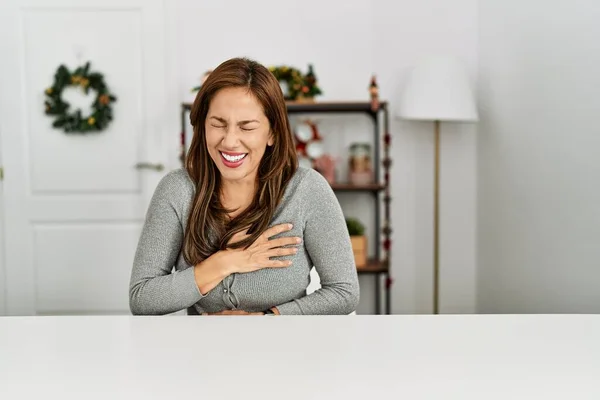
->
xmin=0 ymin=0 xmax=169 ymax=315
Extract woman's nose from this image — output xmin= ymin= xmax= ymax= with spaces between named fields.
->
xmin=221 ymin=129 xmax=240 ymax=148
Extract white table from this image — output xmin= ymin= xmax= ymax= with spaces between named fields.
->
xmin=1 ymin=315 xmax=599 ymax=399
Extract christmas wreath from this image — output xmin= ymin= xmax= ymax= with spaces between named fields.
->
xmin=269 ymin=64 xmax=323 ymax=101
xmin=269 ymin=65 xmax=304 ymax=100
xmin=44 ymin=61 xmax=117 ymax=133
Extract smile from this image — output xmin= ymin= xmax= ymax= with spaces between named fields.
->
xmin=220 ymin=151 xmax=247 ymax=162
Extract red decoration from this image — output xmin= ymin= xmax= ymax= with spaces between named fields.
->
xmin=295 ymin=140 xmax=307 ymax=156
xmin=294 ymin=120 xmax=327 ymax=170
xmin=384 ymin=133 xmax=391 ymax=146
xmin=383 ymin=239 xmax=391 ymax=251
xmin=385 ymin=277 xmax=394 ymax=289
xmin=310 ymin=121 xmax=322 ymax=141
xmin=294 ymin=120 xmax=321 ymax=143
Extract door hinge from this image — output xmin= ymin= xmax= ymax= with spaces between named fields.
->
xmin=0 ymin=166 xmax=3 ymax=181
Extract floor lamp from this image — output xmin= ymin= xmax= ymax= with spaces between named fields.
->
xmin=397 ymin=55 xmax=478 ymax=314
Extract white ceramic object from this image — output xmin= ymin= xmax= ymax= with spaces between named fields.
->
xmin=295 ymin=122 xmax=313 ymax=142
xmin=305 ymin=141 xmax=324 ymax=159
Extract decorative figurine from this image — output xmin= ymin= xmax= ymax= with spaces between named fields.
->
xmin=369 ymin=75 xmax=379 ymax=111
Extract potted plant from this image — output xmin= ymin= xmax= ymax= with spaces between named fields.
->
xmin=346 ymin=217 xmax=367 ymax=268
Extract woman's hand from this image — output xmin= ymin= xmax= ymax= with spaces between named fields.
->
xmin=217 ymin=223 xmax=301 ymax=275
xmin=202 ymin=307 xmax=280 ymax=316
xmin=194 ymin=223 xmax=299 ymax=295
xmin=202 ymin=310 xmax=264 ymax=316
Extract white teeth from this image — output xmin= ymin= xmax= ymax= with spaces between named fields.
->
xmin=221 ymin=152 xmax=247 ymax=162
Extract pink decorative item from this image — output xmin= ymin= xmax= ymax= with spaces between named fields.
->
xmin=314 ymin=154 xmax=338 ymax=184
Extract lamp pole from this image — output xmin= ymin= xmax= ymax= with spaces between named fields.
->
xmin=433 ymin=120 xmax=441 ymax=314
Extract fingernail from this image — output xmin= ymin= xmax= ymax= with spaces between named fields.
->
xmin=293 ymin=248 xmax=298 ymax=253
xmin=288 ymin=223 xmax=293 ymax=229
xmin=296 ymin=237 xmax=302 ymax=243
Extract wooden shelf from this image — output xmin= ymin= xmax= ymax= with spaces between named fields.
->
xmin=286 ymin=101 xmax=387 ymax=114
xmin=331 ymin=183 xmax=385 ymax=192
xmin=181 ymin=101 xmax=387 ymax=114
xmin=357 ymin=259 xmax=389 ymax=274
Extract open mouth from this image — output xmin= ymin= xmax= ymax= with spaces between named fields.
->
xmin=220 ymin=151 xmax=248 ymax=167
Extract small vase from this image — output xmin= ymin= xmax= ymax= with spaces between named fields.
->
xmin=350 ymin=235 xmax=367 ymax=268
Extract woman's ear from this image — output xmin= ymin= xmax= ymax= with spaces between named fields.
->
xmin=267 ymin=132 xmax=274 ymax=147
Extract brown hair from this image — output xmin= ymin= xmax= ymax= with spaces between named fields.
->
xmin=183 ymin=57 xmax=298 ymax=265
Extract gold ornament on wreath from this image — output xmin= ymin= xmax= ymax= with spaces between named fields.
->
xmin=269 ymin=64 xmax=323 ymax=102
xmin=44 ymin=61 xmax=117 ymax=133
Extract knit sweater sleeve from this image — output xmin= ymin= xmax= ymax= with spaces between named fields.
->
xmin=275 ymin=169 xmax=360 ymax=315
xmin=129 ymin=170 xmax=204 ymax=315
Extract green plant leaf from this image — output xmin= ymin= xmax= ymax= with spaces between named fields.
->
xmin=346 ymin=217 xmax=365 ymax=236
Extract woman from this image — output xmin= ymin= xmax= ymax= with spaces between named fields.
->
xmin=129 ymin=57 xmax=359 ymax=315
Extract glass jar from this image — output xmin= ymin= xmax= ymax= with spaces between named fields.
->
xmin=348 ymin=143 xmax=373 ymax=184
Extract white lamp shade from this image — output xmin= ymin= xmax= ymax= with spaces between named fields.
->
xmin=397 ymin=55 xmax=478 ymax=122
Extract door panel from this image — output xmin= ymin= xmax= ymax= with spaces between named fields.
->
xmin=0 ymin=0 xmax=168 ymax=315
xmin=23 ymin=9 xmax=144 ymax=194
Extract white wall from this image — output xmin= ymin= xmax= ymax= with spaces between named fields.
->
xmin=167 ymin=0 xmax=478 ymax=314
xmin=0 ymin=134 xmax=4 ymax=315
xmin=478 ymin=0 xmax=600 ymax=313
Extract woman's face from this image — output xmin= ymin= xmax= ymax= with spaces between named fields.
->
xmin=205 ymin=87 xmax=273 ymax=184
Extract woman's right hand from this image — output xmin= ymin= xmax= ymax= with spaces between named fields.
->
xmin=218 ymin=223 xmax=301 ymax=274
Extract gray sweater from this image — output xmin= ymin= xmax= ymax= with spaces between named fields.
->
xmin=129 ymin=166 xmax=360 ymax=315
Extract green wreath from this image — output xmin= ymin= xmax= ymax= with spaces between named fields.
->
xmin=269 ymin=65 xmax=305 ymax=100
xmin=269 ymin=64 xmax=323 ymax=101
xmin=44 ymin=61 xmax=117 ymax=133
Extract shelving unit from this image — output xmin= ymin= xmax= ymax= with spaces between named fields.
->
xmin=180 ymin=101 xmax=392 ymax=314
